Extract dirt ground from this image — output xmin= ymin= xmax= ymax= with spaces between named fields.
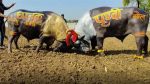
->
xmin=0 ymin=32 xmax=150 ymax=84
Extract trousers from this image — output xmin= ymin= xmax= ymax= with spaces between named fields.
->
xmin=0 ymin=20 xmax=5 ymax=46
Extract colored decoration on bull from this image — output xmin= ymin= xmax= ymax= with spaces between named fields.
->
xmin=92 ymin=8 xmax=122 ymax=27
xmin=66 ymin=30 xmax=78 ymax=46
xmin=7 ymin=16 xmax=19 ymax=26
xmin=132 ymin=11 xmax=145 ymax=21
xmin=134 ymin=31 xmax=145 ymax=37
xmin=9 ymin=31 xmax=17 ymax=36
xmin=133 ymin=55 xmax=144 ymax=59
xmin=97 ymin=49 xmax=104 ymax=53
xmin=16 ymin=12 xmax=44 ymax=27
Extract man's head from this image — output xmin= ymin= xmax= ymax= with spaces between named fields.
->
xmin=61 ymin=14 xmax=64 ymax=17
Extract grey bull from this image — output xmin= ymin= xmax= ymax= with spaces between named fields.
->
xmin=7 ymin=9 xmax=69 ymax=53
xmin=66 ymin=7 xmax=149 ymax=58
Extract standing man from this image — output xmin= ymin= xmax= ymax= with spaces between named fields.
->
xmin=0 ymin=0 xmax=15 ymax=48
xmin=61 ymin=14 xmax=67 ymax=23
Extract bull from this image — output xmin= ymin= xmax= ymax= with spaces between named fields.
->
xmin=7 ymin=9 xmax=69 ymax=53
xmin=66 ymin=7 xmax=149 ymax=58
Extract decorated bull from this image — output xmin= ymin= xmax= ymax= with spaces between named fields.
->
xmin=7 ymin=9 xmax=69 ymax=53
xmin=66 ymin=7 xmax=149 ymax=58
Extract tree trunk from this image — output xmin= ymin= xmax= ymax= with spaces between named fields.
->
xmin=137 ymin=0 xmax=140 ymax=8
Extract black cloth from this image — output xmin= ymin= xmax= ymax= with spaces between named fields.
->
xmin=0 ymin=20 xmax=5 ymax=46
xmin=64 ymin=18 xmax=67 ymax=23
xmin=0 ymin=3 xmax=9 ymax=20
xmin=0 ymin=3 xmax=9 ymax=46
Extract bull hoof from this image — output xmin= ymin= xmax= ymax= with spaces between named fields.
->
xmin=35 ymin=49 xmax=40 ymax=53
xmin=0 ymin=45 xmax=6 ymax=49
xmin=35 ymin=50 xmax=39 ymax=53
xmin=98 ymin=52 xmax=106 ymax=56
xmin=144 ymin=54 xmax=148 ymax=57
xmin=53 ymin=48 xmax=60 ymax=52
xmin=83 ymin=51 xmax=90 ymax=55
xmin=8 ymin=50 xmax=12 ymax=53
xmin=133 ymin=55 xmax=144 ymax=59
xmin=16 ymin=47 xmax=19 ymax=49
xmin=97 ymin=49 xmax=105 ymax=56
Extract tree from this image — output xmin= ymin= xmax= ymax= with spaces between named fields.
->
xmin=123 ymin=0 xmax=140 ymax=8
xmin=122 ymin=0 xmax=150 ymax=13
xmin=123 ymin=0 xmax=130 ymax=7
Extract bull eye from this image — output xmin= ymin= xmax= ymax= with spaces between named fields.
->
xmin=73 ymin=40 xmax=81 ymax=48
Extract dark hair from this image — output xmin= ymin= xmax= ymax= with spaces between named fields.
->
xmin=61 ymin=14 xmax=64 ymax=17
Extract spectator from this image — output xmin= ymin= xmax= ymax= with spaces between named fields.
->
xmin=61 ymin=14 xmax=67 ymax=23
xmin=0 ymin=0 xmax=15 ymax=48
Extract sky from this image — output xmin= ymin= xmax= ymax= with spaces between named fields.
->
xmin=4 ymin=0 xmax=123 ymax=20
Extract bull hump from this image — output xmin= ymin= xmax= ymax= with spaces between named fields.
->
xmin=9 ymin=10 xmax=54 ymax=27
xmin=90 ymin=7 xmax=112 ymax=16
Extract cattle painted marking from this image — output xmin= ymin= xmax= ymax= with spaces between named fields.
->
xmin=134 ymin=31 xmax=146 ymax=37
xmin=132 ymin=11 xmax=145 ymax=21
xmin=8 ymin=12 xmax=44 ymax=27
xmin=16 ymin=12 xmax=44 ymax=27
xmin=8 ymin=16 xmax=19 ymax=26
xmin=92 ymin=8 xmax=122 ymax=27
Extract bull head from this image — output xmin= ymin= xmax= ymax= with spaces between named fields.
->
xmin=66 ymin=29 xmax=90 ymax=53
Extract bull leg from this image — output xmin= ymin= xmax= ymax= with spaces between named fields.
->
xmin=134 ymin=36 xmax=146 ymax=59
xmin=91 ymin=36 xmax=97 ymax=50
xmin=45 ymin=41 xmax=52 ymax=50
xmin=46 ymin=43 xmax=50 ymax=50
xmin=143 ymin=35 xmax=148 ymax=56
xmin=45 ymin=37 xmax=54 ymax=50
xmin=53 ymin=41 xmax=62 ymax=52
xmin=35 ymin=36 xmax=45 ymax=52
xmin=96 ymin=37 xmax=105 ymax=56
xmin=14 ymin=34 xmax=20 ymax=49
xmin=53 ymin=41 xmax=68 ymax=52
xmin=8 ymin=35 xmax=16 ymax=53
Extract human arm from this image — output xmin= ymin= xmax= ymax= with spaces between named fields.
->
xmin=1 ymin=3 xmax=15 ymax=10
xmin=0 ymin=13 xmax=7 ymax=18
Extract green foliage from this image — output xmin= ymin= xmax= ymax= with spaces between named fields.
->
xmin=122 ymin=0 xmax=150 ymax=13
xmin=122 ymin=0 xmax=137 ymax=6
xmin=123 ymin=0 xmax=130 ymax=6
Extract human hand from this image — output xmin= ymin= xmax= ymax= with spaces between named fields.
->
xmin=11 ymin=3 xmax=16 ymax=7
